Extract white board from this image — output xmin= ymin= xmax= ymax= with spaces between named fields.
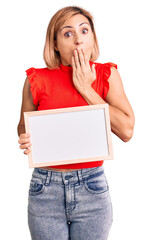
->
xmin=24 ymin=104 xmax=113 ymax=168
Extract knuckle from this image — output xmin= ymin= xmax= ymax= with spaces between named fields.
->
xmin=20 ymin=134 xmax=24 ymax=138
xmin=19 ymin=143 xmax=22 ymax=148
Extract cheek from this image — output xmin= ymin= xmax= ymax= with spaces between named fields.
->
xmin=84 ymin=38 xmax=94 ymax=51
xmin=84 ymin=44 xmax=93 ymax=56
xmin=58 ymin=41 xmax=72 ymax=54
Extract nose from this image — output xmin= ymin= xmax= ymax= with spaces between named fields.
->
xmin=74 ymin=34 xmax=83 ymax=46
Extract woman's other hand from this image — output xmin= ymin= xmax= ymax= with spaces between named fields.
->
xmin=18 ymin=133 xmax=32 ymax=155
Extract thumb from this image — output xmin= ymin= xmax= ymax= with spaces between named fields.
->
xmin=92 ymin=64 xmax=96 ymax=80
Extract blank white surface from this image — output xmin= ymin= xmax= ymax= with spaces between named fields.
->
xmin=29 ymin=108 xmax=108 ymax=163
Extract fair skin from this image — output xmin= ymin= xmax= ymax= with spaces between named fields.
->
xmin=55 ymin=14 xmax=96 ymax=92
xmin=17 ymin=14 xmax=135 ymax=172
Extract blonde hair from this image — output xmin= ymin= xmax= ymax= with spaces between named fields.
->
xmin=43 ymin=6 xmax=99 ymax=69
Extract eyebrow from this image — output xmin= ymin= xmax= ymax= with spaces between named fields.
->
xmin=60 ymin=22 xmax=89 ymax=32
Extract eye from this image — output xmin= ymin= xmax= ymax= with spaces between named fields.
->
xmin=82 ymin=28 xmax=88 ymax=34
xmin=64 ymin=31 xmax=73 ymax=38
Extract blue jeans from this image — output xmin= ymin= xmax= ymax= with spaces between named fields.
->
xmin=28 ymin=165 xmax=113 ymax=240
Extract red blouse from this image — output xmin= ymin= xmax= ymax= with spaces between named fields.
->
xmin=25 ymin=61 xmax=117 ymax=169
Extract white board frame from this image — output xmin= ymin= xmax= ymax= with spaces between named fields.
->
xmin=24 ymin=104 xmax=113 ymax=168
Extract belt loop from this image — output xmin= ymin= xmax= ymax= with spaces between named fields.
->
xmin=45 ymin=170 xmax=52 ymax=185
xmin=78 ymin=169 xmax=83 ymax=184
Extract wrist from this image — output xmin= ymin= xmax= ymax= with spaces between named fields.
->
xmin=78 ymin=85 xmax=92 ymax=95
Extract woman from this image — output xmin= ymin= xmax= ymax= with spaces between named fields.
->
xmin=17 ymin=6 xmax=135 ymax=240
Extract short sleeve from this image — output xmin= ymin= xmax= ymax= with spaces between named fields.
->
xmin=25 ymin=67 xmax=39 ymax=106
xmin=103 ymin=62 xmax=118 ymax=100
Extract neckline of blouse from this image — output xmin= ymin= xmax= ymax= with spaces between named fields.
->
xmin=60 ymin=61 xmax=94 ymax=72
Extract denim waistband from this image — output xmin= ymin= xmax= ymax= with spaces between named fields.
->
xmin=33 ymin=165 xmax=104 ymax=186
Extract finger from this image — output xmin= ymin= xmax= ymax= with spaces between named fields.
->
xmin=74 ymin=50 xmax=81 ymax=69
xmin=92 ymin=64 xmax=96 ymax=80
xmin=71 ymin=55 xmax=76 ymax=71
xmin=20 ymin=133 xmax=30 ymax=139
xmin=24 ymin=148 xmax=31 ymax=155
xmin=82 ymin=49 xmax=90 ymax=66
xmin=20 ymin=142 xmax=32 ymax=149
xmin=77 ymin=48 xmax=85 ymax=70
xmin=18 ymin=136 xmax=31 ymax=144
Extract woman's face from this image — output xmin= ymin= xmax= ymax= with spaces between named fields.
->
xmin=55 ymin=14 xmax=95 ymax=66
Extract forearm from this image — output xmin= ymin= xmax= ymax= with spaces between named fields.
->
xmin=17 ymin=124 xmax=26 ymax=137
xmin=79 ymin=86 xmax=133 ymax=142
